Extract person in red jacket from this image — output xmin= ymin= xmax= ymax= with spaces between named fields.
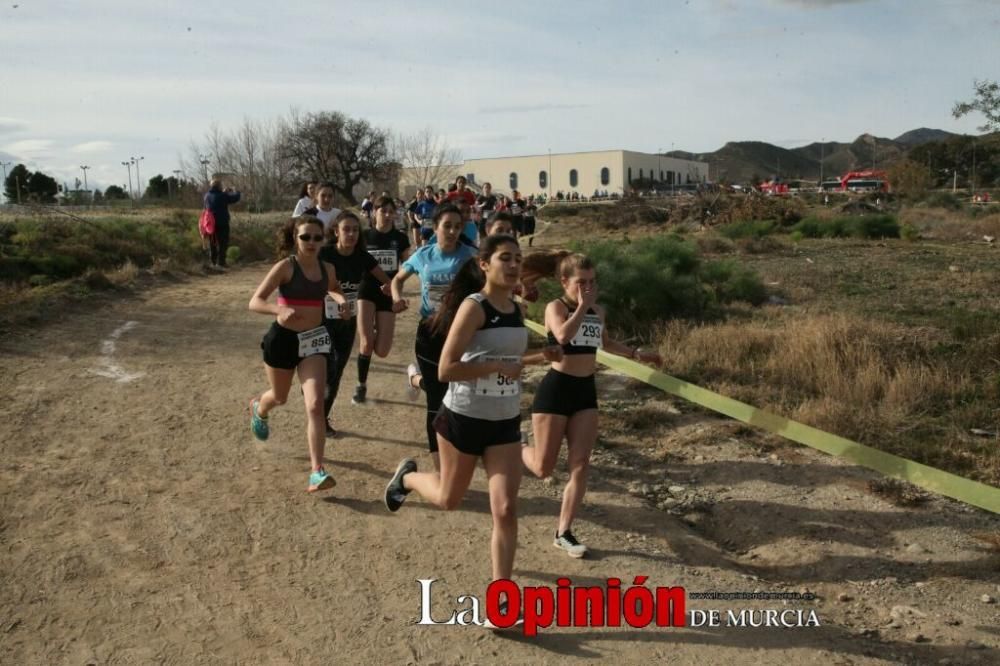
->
xmin=446 ymin=175 xmax=477 ymax=208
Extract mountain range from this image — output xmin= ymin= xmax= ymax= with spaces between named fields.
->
xmin=667 ymin=128 xmax=960 ymax=184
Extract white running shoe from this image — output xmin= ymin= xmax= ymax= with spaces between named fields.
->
xmin=554 ymin=530 xmax=589 ymax=558
xmin=405 ymin=363 xmax=421 ymax=402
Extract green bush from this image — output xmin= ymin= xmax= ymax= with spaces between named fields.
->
xmin=718 ymin=219 xmax=777 ymax=240
xmin=792 ymin=214 xmax=899 ymax=239
xmin=900 ymin=224 xmax=920 ymax=241
xmin=226 ymin=246 xmax=242 ymax=265
xmin=526 ymin=235 xmax=766 ymax=335
xmin=921 ymin=192 xmax=963 ymax=211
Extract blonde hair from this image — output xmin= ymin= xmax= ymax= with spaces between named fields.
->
xmin=558 ymin=253 xmax=594 ymax=280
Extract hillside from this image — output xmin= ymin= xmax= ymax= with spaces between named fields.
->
xmin=668 ymin=128 xmax=963 ymax=184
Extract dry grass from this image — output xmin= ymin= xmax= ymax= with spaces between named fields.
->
xmin=655 ymin=312 xmax=1000 ymax=484
xmin=866 ymin=478 xmax=931 ymax=507
xmin=970 ymin=532 xmax=1000 ymax=553
xmin=901 ymin=207 xmax=1000 ymax=242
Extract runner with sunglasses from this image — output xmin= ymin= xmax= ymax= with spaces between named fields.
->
xmin=249 ymin=216 xmax=348 ymax=493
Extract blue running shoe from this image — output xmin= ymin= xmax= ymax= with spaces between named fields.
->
xmin=308 ymin=468 xmax=336 ymax=493
xmin=250 ymin=399 xmax=269 ymax=441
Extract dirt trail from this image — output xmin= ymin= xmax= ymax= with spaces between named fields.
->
xmin=1 ymin=266 xmax=998 ymax=665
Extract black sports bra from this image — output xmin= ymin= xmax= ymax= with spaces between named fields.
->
xmin=546 ymin=298 xmax=602 ymax=355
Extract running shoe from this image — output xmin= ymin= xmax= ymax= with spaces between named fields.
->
xmin=307 ymin=468 xmax=336 ymax=493
xmin=351 ymin=384 xmax=367 ymax=405
xmin=405 ymin=363 xmax=421 ymax=402
xmin=325 ymin=420 xmax=337 ymax=439
xmin=553 ymin=530 xmax=589 ymax=559
xmin=384 ymin=458 xmax=417 ymax=512
xmin=481 ymin=599 xmax=524 ymax=632
xmin=250 ymin=399 xmax=269 ymax=441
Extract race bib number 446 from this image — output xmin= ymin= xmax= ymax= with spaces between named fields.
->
xmin=369 ymin=249 xmax=398 ymax=272
xmin=475 ymin=355 xmax=521 ymax=396
xmin=570 ymin=314 xmax=603 ymax=348
xmin=297 ymin=326 xmax=331 ymax=358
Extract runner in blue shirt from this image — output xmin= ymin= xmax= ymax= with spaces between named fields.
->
xmin=390 ymin=203 xmax=477 ymax=466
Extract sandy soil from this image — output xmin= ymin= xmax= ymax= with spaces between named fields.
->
xmin=1 ymin=265 xmax=998 ymax=665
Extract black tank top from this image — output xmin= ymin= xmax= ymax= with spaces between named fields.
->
xmin=546 ymin=298 xmax=601 ymax=355
xmin=277 ymin=256 xmax=328 ymax=306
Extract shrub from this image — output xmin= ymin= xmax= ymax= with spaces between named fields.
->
xmin=792 ymin=214 xmax=899 ymax=239
xmin=226 ymin=246 xmax=242 ymax=265
xmin=525 ymin=235 xmax=766 ymax=336
xmin=718 ymin=219 xmax=776 ymax=240
xmin=900 ymin=223 xmax=919 ymax=241
xmin=921 ymin=192 xmax=963 ymax=211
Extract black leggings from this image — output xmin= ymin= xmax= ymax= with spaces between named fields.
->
xmin=415 ymin=318 xmax=447 ymax=453
xmin=324 ymin=319 xmax=357 ymax=419
xmin=209 ymin=219 xmax=230 ymax=267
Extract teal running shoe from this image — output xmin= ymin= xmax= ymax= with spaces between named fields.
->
xmin=308 ymin=468 xmax=336 ymax=493
xmin=250 ymin=398 xmax=269 ymax=441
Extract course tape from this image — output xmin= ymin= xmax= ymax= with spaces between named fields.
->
xmin=523 ymin=318 xmax=1000 ymax=514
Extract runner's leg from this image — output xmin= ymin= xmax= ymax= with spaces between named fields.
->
xmin=483 ymin=442 xmax=523 ymax=581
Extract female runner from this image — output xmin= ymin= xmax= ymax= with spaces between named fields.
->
xmin=249 ymin=216 xmax=348 ymax=492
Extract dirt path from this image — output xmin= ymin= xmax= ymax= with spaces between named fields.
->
xmin=1 ymin=266 xmax=998 ymax=665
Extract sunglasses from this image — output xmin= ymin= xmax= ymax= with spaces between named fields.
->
xmin=298 ymin=234 xmax=325 ymax=242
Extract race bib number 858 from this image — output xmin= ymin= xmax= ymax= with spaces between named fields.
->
xmin=297 ymin=326 xmax=331 ymax=358
xmin=475 ymin=355 xmax=522 ymax=396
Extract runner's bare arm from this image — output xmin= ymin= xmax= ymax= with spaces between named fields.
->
xmin=598 ymin=306 xmax=662 ymax=364
xmin=249 ymin=260 xmax=293 ymax=316
xmin=324 ymin=261 xmax=347 ymax=305
xmin=546 ymin=299 xmax=590 ymax=344
xmin=390 ymin=266 xmax=413 ymax=305
xmin=439 ymin=300 xmax=519 ymax=382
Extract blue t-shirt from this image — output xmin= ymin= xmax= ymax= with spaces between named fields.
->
xmin=415 ymin=200 xmax=436 ymax=222
xmin=402 ymin=243 xmax=478 ymax=318
xmin=426 ymin=221 xmax=479 ymax=249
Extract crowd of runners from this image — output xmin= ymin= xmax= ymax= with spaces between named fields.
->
xmin=245 ymin=177 xmax=660 ymax=628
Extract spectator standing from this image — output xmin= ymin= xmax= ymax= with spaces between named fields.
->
xmin=203 ymin=178 xmax=241 ymax=271
xmin=292 ymin=181 xmax=316 ymax=217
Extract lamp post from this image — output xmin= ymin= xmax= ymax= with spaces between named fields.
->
xmin=0 ymin=161 xmax=10 ymax=202
xmin=79 ymin=165 xmax=90 ymax=194
xmin=658 ymin=147 xmax=663 ymax=194
xmin=171 ymin=169 xmax=183 ymax=201
xmin=130 ymin=156 xmax=145 ymax=199
xmin=199 ymin=155 xmax=211 ymax=186
xmin=547 ymin=148 xmax=552 ymax=199
xmin=670 ymin=142 xmax=675 ymax=196
xmin=819 ymin=138 xmax=825 ymax=186
xmin=122 ymin=161 xmax=134 ymax=204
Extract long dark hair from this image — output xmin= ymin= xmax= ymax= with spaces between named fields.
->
xmin=298 ymin=181 xmax=313 ymax=198
xmin=429 ymin=234 xmax=519 ymax=336
xmin=326 ymin=210 xmax=367 ymax=253
xmin=278 ymin=215 xmax=324 ymax=255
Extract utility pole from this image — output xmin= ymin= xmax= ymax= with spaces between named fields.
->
xmin=122 ymin=161 xmax=134 ymax=205
xmin=971 ymin=139 xmax=977 ymax=193
xmin=79 ymin=165 xmax=90 ymax=196
xmin=171 ymin=169 xmax=183 ymax=202
xmin=131 ymin=156 xmax=145 ymax=199
xmin=199 ymin=155 xmax=211 ymax=186
xmin=819 ymin=138 xmax=825 ymax=185
xmin=0 ymin=161 xmax=10 ymax=202
xmin=547 ymin=148 xmax=552 ymax=199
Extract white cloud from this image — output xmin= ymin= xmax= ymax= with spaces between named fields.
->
xmin=3 ymin=139 xmax=53 ymax=154
xmin=0 ymin=117 xmax=28 ymax=134
xmin=70 ymin=141 xmax=114 ymax=154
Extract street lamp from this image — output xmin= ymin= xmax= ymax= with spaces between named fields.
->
xmin=79 ymin=165 xmax=90 ymax=194
xmin=819 ymin=138 xmax=825 ymax=186
xmin=171 ymin=169 xmax=183 ymax=200
xmin=658 ymin=147 xmax=662 ymax=194
xmin=199 ymin=155 xmax=211 ymax=186
xmin=122 ymin=161 xmax=134 ymax=201
xmin=130 ymin=156 xmax=145 ymax=199
xmin=0 ymin=161 xmax=10 ymax=201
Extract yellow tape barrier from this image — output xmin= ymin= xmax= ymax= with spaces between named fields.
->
xmin=523 ymin=318 xmax=1000 ymax=514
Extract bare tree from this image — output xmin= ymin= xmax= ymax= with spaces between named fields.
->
xmin=393 ymin=127 xmax=462 ymax=191
xmin=278 ymin=109 xmax=393 ymax=205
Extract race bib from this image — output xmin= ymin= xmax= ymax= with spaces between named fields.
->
xmin=475 ymin=355 xmax=521 ymax=397
xmin=511 ymin=205 xmax=522 ymax=215
xmin=324 ymin=293 xmax=357 ymax=319
xmin=297 ymin=326 xmax=331 ymax=357
xmin=570 ymin=314 xmax=603 ymax=348
xmin=427 ymin=284 xmax=449 ymax=310
xmin=369 ymin=249 xmax=398 ymax=272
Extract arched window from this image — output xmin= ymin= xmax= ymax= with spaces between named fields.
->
xmin=509 ymin=172 xmax=518 ymax=190
xmin=600 ymin=167 xmax=610 ymax=186
xmin=639 ymin=168 xmax=644 ymax=180
xmin=539 ymin=171 xmax=547 ymax=189
xmin=628 ymin=167 xmax=632 ymax=184
xmin=569 ymin=169 xmax=578 ymax=188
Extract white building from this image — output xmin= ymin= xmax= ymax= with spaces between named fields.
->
xmin=399 ymin=149 xmax=709 ymax=198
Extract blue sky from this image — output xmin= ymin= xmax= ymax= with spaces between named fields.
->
xmin=1 ymin=0 xmax=997 ymax=192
